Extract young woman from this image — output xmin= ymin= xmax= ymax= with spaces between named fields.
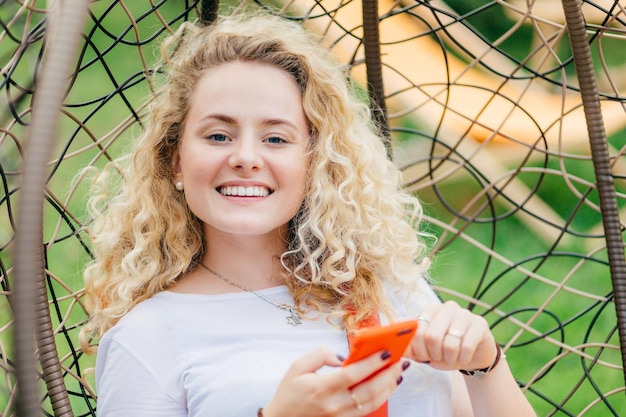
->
xmin=82 ymin=11 xmax=536 ymax=417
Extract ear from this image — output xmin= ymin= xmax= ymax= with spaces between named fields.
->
xmin=172 ymin=148 xmax=183 ymax=182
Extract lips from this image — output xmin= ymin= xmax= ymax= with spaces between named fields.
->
xmin=218 ymin=185 xmax=271 ymax=197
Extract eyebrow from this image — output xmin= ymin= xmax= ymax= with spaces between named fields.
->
xmin=199 ymin=113 xmax=300 ymax=130
xmin=199 ymin=114 xmax=236 ymax=125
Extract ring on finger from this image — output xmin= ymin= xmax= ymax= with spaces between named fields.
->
xmin=350 ymin=390 xmax=363 ymax=410
xmin=446 ymin=328 xmax=464 ymax=339
xmin=416 ymin=314 xmax=431 ymax=325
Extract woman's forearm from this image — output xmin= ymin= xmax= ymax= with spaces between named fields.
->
xmin=462 ymin=359 xmax=536 ymax=417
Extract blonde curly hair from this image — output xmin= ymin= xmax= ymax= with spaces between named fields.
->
xmin=81 ymin=11 xmax=430 ymax=351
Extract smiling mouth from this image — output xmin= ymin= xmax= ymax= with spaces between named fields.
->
xmin=218 ymin=185 xmax=271 ymax=197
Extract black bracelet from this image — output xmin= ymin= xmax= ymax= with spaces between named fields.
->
xmin=459 ymin=342 xmax=502 ymax=379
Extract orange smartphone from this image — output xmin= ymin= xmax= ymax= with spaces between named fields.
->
xmin=342 ymin=319 xmax=417 ymax=417
xmin=343 ymin=319 xmax=418 ymax=367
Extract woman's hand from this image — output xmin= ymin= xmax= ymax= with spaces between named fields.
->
xmin=407 ymin=301 xmax=537 ymax=417
xmin=408 ymin=301 xmax=497 ymax=372
xmin=261 ymin=346 xmax=407 ymax=417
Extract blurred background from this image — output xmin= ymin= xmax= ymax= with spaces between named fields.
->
xmin=1 ymin=0 xmax=625 ymax=415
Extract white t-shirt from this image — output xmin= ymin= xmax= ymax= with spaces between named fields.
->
xmin=96 ymin=280 xmax=452 ymax=416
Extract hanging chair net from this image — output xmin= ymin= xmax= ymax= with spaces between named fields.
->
xmin=0 ymin=0 xmax=625 ymax=415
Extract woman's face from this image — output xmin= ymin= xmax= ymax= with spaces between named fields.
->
xmin=173 ymin=61 xmax=309 ymax=241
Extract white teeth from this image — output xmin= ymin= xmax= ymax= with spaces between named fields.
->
xmin=220 ymin=186 xmax=270 ymax=197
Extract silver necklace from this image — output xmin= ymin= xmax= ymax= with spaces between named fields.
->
xmin=199 ymin=262 xmax=302 ymax=326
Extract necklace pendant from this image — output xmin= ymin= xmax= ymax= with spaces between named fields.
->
xmin=282 ymin=304 xmax=302 ymax=326
xmin=200 ymin=263 xmax=302 ymax=327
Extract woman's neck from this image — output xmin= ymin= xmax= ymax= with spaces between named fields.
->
xmin=201 ymin=230 xmax=288 ymax=290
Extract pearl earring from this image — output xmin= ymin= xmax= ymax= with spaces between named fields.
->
xmin=175 ymin=181 xmax=184 ymax=191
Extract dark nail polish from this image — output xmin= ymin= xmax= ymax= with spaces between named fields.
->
xmin=402 ymin=361 xmax=411 ymax=371
xmin=421 ymin=360 xmax=430 ymax=364
xmin=337 ymin=354 xmax=346 ymax=362
xmin=396 ymin=375 xmax=403 ymax=385
xmin=381 ymin=350 xmax=391 ymax=360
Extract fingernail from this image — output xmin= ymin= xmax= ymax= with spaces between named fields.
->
xmin=421 ymin=360 xmax=430 ymax=364
xmin=337 ymin=354 xmax=346 ymax=362
xmin=396 ymin=375 xmax=403 ymax=385
xmin=381 ymin=350 xmax=391 ymax=360
xmin=402 ymin=361 xmax=411 ymax=371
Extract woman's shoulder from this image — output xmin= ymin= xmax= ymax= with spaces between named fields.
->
xmin=95 ymin=292 xmax=187 ymax=409
xmin=100 ymin=291 xmax=180 ymax=348
xmin=384 ymin=275 xmax=442 ymax=319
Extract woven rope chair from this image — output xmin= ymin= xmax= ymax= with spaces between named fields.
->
xmin=2 ymin=0 xmax=625 ymax=415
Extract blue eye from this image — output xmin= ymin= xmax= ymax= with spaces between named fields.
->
xmin=266 ymin=136 xmax=286 ymax=144
xmin=207 ymin=133 xmax=229 ymax=142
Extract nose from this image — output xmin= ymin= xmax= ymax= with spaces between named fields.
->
xmin=228 ymin=135 xmax=264 ymax=173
